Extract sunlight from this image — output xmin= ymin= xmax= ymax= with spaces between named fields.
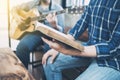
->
xmin=10 ymin=0 xmax=32 ymax=8
xmin=0 ymin=0 xmax=32 ymax=48
xmin=0 ymin=0 xmax=8 ymax=30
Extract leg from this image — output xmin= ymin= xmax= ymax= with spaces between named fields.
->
xmin=42 ymin=43 xmax=51 ymax=53
xmin=75 ymin=60 xmax=120 ymax=80
xmin=43 ymin=53 xmax=92 ymax=80
xmin=16 ymin=31 xmax=43 ymax=68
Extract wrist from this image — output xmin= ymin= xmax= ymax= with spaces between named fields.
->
xmin=83 ymin=46 xmax=97 ymax=57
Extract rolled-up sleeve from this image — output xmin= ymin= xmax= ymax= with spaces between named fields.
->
xmin=95 ymin=17 xmax=120 ymax=59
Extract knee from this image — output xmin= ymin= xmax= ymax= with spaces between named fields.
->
xmin=43 ymin=58 xmax=61 ymax=72
xmin=16 ymin=43 xmax=30 ymax=56
xmin=17 ymin=43 xmax=28 ymax=51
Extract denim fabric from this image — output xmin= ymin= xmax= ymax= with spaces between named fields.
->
xmin=16 ymin=31 xmax=46 ymax=68
xmin=75 ymin=60 xmax=120 ymax=80
xmin=43 ymin=53 xmax=92 ymax=80
xmin=43 ymin=54 xmax=120 ymax=80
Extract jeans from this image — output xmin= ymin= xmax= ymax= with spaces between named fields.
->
xmin=16 ymin=31 xmax=50 ymax=68
xmin=43 ymin=53 xmax=120 ymax=80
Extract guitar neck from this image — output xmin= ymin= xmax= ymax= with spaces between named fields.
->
xmin=31 ymin=10 xmax=65 ymax=21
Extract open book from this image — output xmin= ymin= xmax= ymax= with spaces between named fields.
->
xmin=36 ymin=23 xmax=84 ymax=51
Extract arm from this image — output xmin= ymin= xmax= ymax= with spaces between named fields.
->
xmin=61 ymin=18 xmax=120 ymax=58
xmin=45 ymin=12 xmax=64 ymax=32
xmin=58 ymin=44 xmax=96 ymax=57
xmin=46 ymin=13 xmax=61 ymax=31
xmin=42 ymin=34 xmax=97 ymax=57
xmin=50 ymin=2 xmax=65 ymax=32
xmin=95 ymin=17 xmax=120 ymax=59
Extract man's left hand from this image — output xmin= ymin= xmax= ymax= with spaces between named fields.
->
xmin=46 ymin=12 xmax=58 ymax=29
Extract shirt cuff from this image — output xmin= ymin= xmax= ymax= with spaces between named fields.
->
xmin=95 ymin=43 xmax=110 ymax=60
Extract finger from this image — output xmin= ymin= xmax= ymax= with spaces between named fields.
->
xmin=53 ymin=12 xmax=56 ymax=16
xmin=46 ymin=15 xmax=52 ymax=23
xmin=42 ymin=54 xmax=49 ymax=65
xmin=46 ymin=15 xmax=50 ymax=21
xmin=50 ymin=54 xmax=57 ymax=64
xmin=42 ymin=37 xmax=60 ymax=50
xmin=49 ymin=13 xmax=53 ymax=17
xmin=42 ymin=55 xmax=46 ymax=65
xmin=47 ymin=13 xmax=52 ymax=18
xmin=42 ymin=56 xmax=47 ymax=66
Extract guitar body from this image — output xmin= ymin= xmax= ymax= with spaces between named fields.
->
xmin=11 ymin=24 xmax=35 ymax=40
xmin=10 ymin=9 xmax=37 ymax=40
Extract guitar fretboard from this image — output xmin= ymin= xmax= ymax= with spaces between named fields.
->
xmin=31 ymin=10 xmax=66 ymax=21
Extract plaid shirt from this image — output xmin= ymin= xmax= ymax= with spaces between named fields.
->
xmin=69 ymin=0 xmax=120 ymax=71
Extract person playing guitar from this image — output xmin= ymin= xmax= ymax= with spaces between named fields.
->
xmin=11 ymin=0 xmax=64 ymax=69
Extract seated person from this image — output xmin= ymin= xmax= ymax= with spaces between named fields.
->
xmin=42 ymin=0 xmax=120 ymax=80
xmin=11 ymin=0 xmax=64 ymax=68
xmin=0 ymin=48 xmax=34 ymax=80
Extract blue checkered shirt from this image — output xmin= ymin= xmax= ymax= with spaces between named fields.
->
xmin=69 ymin=0 xmax=120 ymax=71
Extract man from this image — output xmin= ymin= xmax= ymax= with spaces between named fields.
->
xmin=12 ymin=0 xmax=64 ymax=68
xmin=42 ymin=0 xmax=120 ymax=80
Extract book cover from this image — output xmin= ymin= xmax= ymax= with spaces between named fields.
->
xmin=36 ymin=23 xmax=84 ymax=51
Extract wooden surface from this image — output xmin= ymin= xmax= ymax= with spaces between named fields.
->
xmin=0 ymin=47 xmax=35 ymax=80
xmin=36 ymin=23 xmax=84 ymax=51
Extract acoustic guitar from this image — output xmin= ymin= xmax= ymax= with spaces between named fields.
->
xmin=10 ymin=6 xmax=84 ymax=40
xmin=10 ymin=9 xmax=66 ymax=40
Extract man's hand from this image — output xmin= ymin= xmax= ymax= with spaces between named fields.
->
xmin=42 ymin=49 xmax=59 ymax=65
xmin=42 ymin=34 xmax=75 ymax=54
xmin=42 ymin=37 xmax=67 ymax=53
xmin=46 ymin=12 xmax=58 ymax=30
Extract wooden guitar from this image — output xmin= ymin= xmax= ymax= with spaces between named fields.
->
xmin=10 ymin=9 xmax=66 ymax=40
xmin=10 ymin=6 xmax=84 ymax=40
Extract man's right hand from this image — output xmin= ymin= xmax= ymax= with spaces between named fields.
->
xmin=42 ymin=34 xmax=75 ymax=55
xmin=42 ymin=49 xmax=59 ymax=65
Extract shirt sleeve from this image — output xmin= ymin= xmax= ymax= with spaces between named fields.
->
xmin=95 ymin=17 xmax=120 ymax=60
xmin=68 ymin=6 xmax=90 ymax=40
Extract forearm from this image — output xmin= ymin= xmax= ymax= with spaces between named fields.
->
xmin=42 ymin=35 xmax=97 ymax=57
xmin=62 ymin=45 xmax=97 ymax=57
